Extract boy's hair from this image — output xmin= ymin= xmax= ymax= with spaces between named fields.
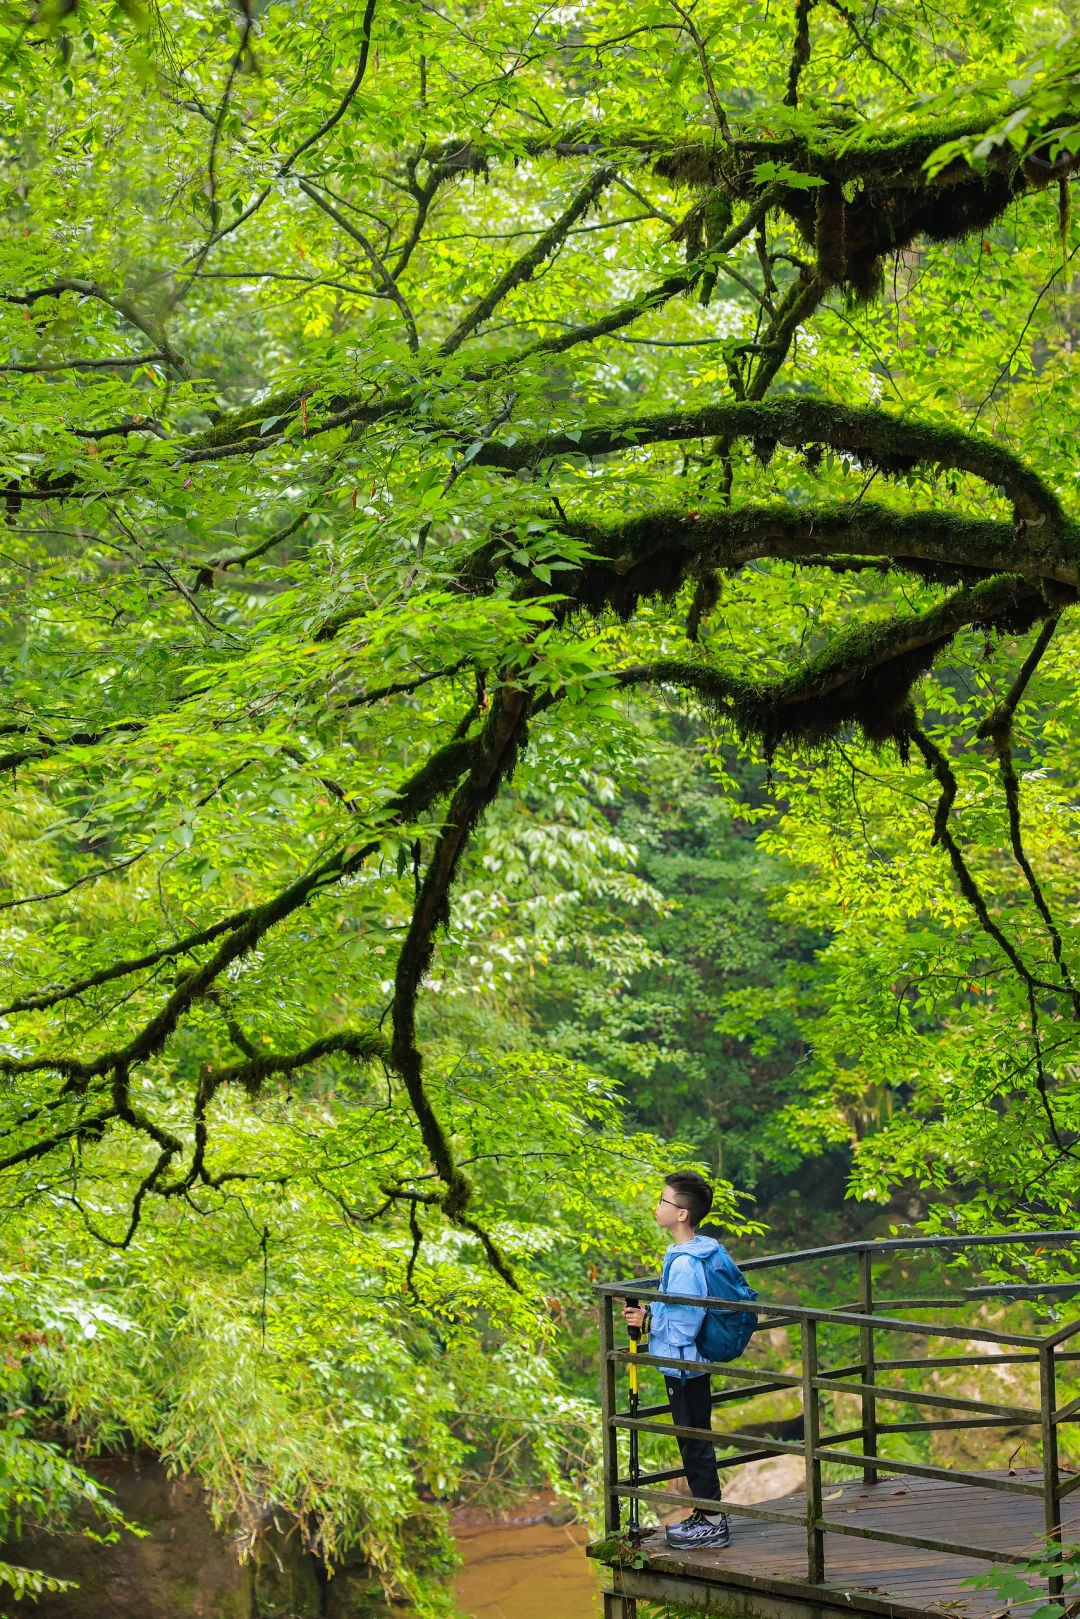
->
xmin=665 ymin=1171 xmax=713 ymax=1229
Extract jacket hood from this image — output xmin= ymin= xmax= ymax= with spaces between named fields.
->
xmin=666 ymin=1234 xmax=720 ymax=1259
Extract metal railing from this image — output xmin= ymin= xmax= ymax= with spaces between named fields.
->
xmin=597 ymin=1230 xmax=1080 ymax=1594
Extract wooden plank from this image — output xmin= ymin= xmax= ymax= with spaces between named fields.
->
xmin=813 ymin=1517 xmax=1015 ymax=1563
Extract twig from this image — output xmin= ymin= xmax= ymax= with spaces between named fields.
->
xmin=667 ymin=0 xmax=731 ymax=139
xmin=439 ymin=167 xmax=616 ymax=356
xmin=297 ymin=179 xmax=420 ymax=353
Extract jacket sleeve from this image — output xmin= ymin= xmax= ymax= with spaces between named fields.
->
xmin=650 ymin=1253 xmax=706 ymax=1348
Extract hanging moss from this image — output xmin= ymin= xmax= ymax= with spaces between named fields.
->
xmin=815 ymin=183 xmax=847 ymax=284
xmin=650 ymin=99 xmax=1080 ymax=304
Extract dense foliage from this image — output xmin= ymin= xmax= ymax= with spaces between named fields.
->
xmin=5 ymin=0 xmax=1080 ymax=1596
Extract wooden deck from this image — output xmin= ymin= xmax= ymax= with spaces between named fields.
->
xmin=593 ymin=1471 xmax=1079 ymax=1619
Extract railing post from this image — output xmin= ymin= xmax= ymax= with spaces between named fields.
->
xmin=801 ymin=1316 xmax=824 ymax=1583
xmin=858 ymin=1247 xmax=878 ymax=1487
xmin=599 ymin=1292 xmax=622 ymax=1537
xmin=1039 ymin=1344 xmax=1062 ymax=1599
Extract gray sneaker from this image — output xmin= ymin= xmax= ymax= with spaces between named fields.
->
xmin=665 ymin=1509 xmax=731 ymax=1549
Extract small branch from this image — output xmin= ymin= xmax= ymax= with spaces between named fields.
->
xmin=611 ymin=175 xmax=677 ymax=227
xmin=908 ymin=723 xmax=1062 ymax=1007
xmin=820 ymin=0 xmax=913 ymax=91
xmin=297 ymin=178 xmax=420 ymax=353
xmin=0 ymin=850 xmax=146 ymax=913
xmin=338 ymin=658 xmax=472 ymax=706
xmin=1 ymin=280 xmax=197 ymax=382
xmin=439 ymin=167 xmax=616 ymax=356
xmin=0 ymin=1109 xmax=119 ymax=1173
xmin=667 ymin=0 xmax=731 ymax=139
xmin=192 ymin=506 xmax=312 ymax=582
xmin=971 ymin=240 xmax=1080 ymax=427
xmin=406 ymin=1199 xmax=423 ymax=1290
xmin=277 ymin=0 xmax=379 ymax=178
xmin=977 ymin=617 xmax=1080 ymax=1020
xmin=0 ymin=353 xmax=165 ymax=374
xmin=205 ymin=0 xmax=258 ymax=243
xmin=0 ymin=912 xmax=253 ymax=1019
xmin=178 ymin=0 xmax=379 ymax=266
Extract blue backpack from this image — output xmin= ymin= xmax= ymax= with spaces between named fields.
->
xmin=662 ymin=1241 xmax=759 ymax=1364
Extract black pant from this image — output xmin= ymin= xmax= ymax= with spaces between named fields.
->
xmin=666 ymin=1374 xmax=722 ymax=1506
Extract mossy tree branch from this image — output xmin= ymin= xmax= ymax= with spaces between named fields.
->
xmin=469 ymin=400 xmax=1069 ymax=540
xmin=487 ymin=504 xmax=1076 ymax=629
xmin=390 ymin=684 xmax=533 ymax=1289
xmin=607 ymin=575 xmax=1049 ymax=752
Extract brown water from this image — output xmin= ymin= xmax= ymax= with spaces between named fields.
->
xmin=453 ymin=1503 xmax=603 ymax=1619
xmin=451 ymin=1457 xmax=807 ymax=1619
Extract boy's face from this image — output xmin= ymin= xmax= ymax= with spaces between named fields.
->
xmin=656 ymin=1184 xmax=691 ymax=1236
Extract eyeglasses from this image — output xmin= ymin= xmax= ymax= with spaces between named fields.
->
xmin=658 ymin=1196 xmax=687 ymax=1212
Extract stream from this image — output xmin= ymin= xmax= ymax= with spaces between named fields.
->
xmin=454 ymin=1511 xmax=603 ymax=1619
xmin=452 ymin=1457 xmax=805 ymax=1619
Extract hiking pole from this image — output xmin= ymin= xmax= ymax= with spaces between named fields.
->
xmin=626 ymin=1295 xmax=643 ymax=1550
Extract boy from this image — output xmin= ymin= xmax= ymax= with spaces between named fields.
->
xmin=622 ymin=1170 xmax=730 ymax=1549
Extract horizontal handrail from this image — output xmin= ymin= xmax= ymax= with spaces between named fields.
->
xmin=620 ymin=1483 xmax=807 ymax=1528
xmin=612 ymin=1415 xmax=807 ymax=1456
xmin=736 ymin=1228 xmax=1080 ymax=1271
xmin=809 ymin=1516 xmax=1019 ymax=1565
xmin=807 ymin=1448 xmax=1045 ymax=1495
xmin=614 ymin=1484 xmax=1045 ymax=1558
xmin=610 ymin=1349 xmax=804 ymax=1384
xmin=809 ymin=1375 xmax=1041 ymax=1423
xmin=601 ymin=1287 xmax=1050 ymax=1345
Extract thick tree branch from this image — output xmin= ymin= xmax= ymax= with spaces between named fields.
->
xmin=468 ymin=401 xmax=1071 ymax=540
xmin=608 ymin=574 xmax=1047 ymax=751
xmin=0 ymin=353 xmax=165 ymax=373
xmin=390 ymin=686 xmax=532 ymax=1287
xmin=539 ymin=502 xmax=1078 ymax=611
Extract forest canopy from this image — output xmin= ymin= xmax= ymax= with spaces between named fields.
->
xmin=4 ymin=0 xmax=1080 ymax=1596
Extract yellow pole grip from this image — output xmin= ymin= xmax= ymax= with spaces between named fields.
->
xmin=629 ymin=1334 xmax=638 ymax=1396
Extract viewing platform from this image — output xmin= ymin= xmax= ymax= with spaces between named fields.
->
xmin=591 ymin=1231 xmax=1080 ymax=1619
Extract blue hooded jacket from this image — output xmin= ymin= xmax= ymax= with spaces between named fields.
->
xmin=647 ymin=1233 xmax=720 ymax=1380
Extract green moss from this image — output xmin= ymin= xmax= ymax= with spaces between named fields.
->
xmin=480 ymin=403 xmax=1072 ymax=541
xmin=613 ymin=575 xmax=1051 ymax=753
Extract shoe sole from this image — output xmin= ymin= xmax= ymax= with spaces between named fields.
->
xmin=665 ymin=1534 xmax=731 ymax=1549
